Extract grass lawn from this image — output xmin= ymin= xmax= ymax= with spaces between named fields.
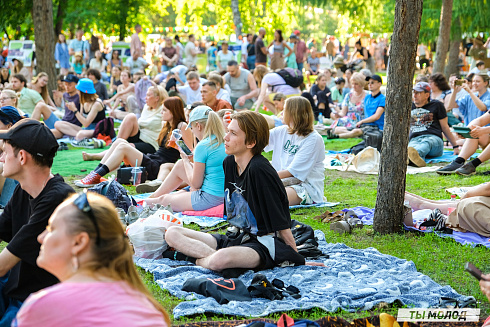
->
xmin=59 ymin=138 xmax=490 ymax=324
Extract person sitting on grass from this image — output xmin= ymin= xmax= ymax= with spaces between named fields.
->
xmin=103 ymin=70 xmax=135 ymax=119
xmin=404 ymin=183 xmax=490 ymax=237
xmin=13 ymin=192 xmax=170 ymax=326
xmin=162 ymin=111 xmax=322 ymax=272
xmin=51 ymin=78 xmax=105 ymax=143
xmin=264 ymin=96 xmax=325 ymax=205
xmin=262 ymin=93 xmax=286 ymax=129
xmin=310 ymin=73 xmax=334 ymax=120
xmin=407 ymin=82 xmax=459 ymax=168
xmin=329 ymin=74 xmax=385 ymax=139
xmin=75 ymin=97 xmax=193 ymax=187
xmin=82 ymin=86 xmax=168 ymax=161
xmin=144 ymin=106 xmax=227 ymax=212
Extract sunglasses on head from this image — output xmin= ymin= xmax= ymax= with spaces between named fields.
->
xmin=73 ymin=190 xmax=101 ymax=246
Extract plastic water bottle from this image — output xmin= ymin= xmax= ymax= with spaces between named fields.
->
xmin=318 ymin=112 xmax=324 ymax=125
xmin=448 ymin=194 xmax=457 ymax=215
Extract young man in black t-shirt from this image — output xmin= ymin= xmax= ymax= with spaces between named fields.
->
xmin=408 ymin=82 xmax=459 ymax=167
xmin=164 ymin=111 xmax=307 ymax=271
xmin=0 ymin=119 xmax=74 ymax=324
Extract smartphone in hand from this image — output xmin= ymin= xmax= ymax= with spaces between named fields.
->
xmin=176 ymin=139 xmax=192 ymax=156
xmin=465 ymin=262 xmax=483 ymax=281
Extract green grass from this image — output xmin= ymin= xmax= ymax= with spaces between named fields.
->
xmin=55 ymin=138 xmax=490 ymax=323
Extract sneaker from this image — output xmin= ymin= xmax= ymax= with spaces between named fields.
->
xmin=93 ymin=138 xmax=106 ymax=149
xmin=326 ymin=130 xmax=339 ymax=139
xmin=456 ymin=162 xmax=476 ymax=176
xmin=72 ymin=138 xmax=95 ymax=149
xmin=135 ymin=180 xmax=162 ymax=194
xmin=74 ymin=171 xmax=102 ymax=187
xmin=436 ymin=161 xmax=464 ymax=175
xmin=407 ymin=147 xmax=426 ymax=167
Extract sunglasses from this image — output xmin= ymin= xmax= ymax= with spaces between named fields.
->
xmin=73 ymin=190 xmax=101 ymax=246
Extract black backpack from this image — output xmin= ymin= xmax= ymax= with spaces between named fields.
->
xmin=93 ymin=117 xmax=115 ymax=139
xmin=276 ymin=68 xmax=303 ymax=89
xmin=88 ymin=179 xmax=136 ymax=213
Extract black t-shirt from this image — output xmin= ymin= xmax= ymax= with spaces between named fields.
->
xmin=255 ymin=37 xmax=267 ymax=64
xmin=247 ymin=43 xmax=255 ymax=57
xmin=147 ymin=133 xmax=180 ymax=165
xmin=310 ymin=84 xmax=333 ymax=105
xmin=94 ymin=81 xmax=109 ymax=101
xmin=223 ymin=155 xmax=291 ymax=236
xmin=0 ymin=174 xmax=74 ymax=301
xmin=356 ymin=47 xmax=372 ymax=60
xmin=409 ymin=100 xmax=447 ymax=140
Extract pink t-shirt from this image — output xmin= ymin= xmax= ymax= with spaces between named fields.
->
xmin=13 ymin=281 xmax=167 ymax=327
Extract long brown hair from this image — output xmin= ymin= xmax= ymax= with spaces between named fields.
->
xmin=157 ymin=96 xmax=186 ymax=147
xmin=31 ymin=72 xmax=50 ymax=103
xmin=64 ymin=193 xmax=170 ymax=324
xmin=283 ymin=96 xmax=314 ymax=137
xmin=80 ymin=92 xmax=99 ymax=106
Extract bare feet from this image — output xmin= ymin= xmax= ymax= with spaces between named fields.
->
xmin=82 ymin=151 xmax=104 ymax=161
xmin=82 ymin=152 xmax=92 ymax=161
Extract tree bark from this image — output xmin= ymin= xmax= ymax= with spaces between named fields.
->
xmin=32 ymin=0 xmax=57 ymax=96
xmin=432 ymin=0 xmax=453 ymax=74
xmin=373 ymin=0 xmax=424 ymax=234
xmin=54 ymin=0 xmax=68 ymax=37
xmin=445 ymin=38 xmax=461 ymax=77
xmin=231 ymin=0 xmax=243 ymax=37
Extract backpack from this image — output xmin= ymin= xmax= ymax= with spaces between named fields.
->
xmin=93 ymin=117 xmax=115 ymax=139
xmin=364 ymin=129 xmax=383 ymax=151
xmin=88 ymin=179 xmax=136 ymax=213
xmin=275 ymin=68 xmax=303 ymax=89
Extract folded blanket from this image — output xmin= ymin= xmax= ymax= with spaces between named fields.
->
xmin=135 ymin=231 xmax=469 ymax=319
xmin=183 ymin=204 xmax=224 ymax=218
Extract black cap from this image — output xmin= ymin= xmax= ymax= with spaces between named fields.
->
xmin=62 ymin=74 xmax=79 ymax=83
xmin=0 ymin=119 xmax=58 ymax=158
xmin=365 ymin=75 xmax=383 ymax=83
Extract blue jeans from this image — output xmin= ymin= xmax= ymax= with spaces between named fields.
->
xmin=408 ymin=134 xmax=443 ymax=159
xmin=0 ymin=274 xmax=22 ymax=327
xmin=297 ymin=62 xmax=304 ymax=71
xmin=0 ymin=178 xmax=17 ymax=207
xmin=246 ymin=56 xmax=256 ymax=70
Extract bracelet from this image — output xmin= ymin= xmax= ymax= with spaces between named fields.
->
xmin=453 ymin=145 xmax=460 ymax=149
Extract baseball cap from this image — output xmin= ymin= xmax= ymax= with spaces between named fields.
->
xmin=0 ymin=106 xmax=24 ymax=126
xmin=413 ymin=82 xmax=431 ymax=93
xmin=366 ymin=75 xmax=382 ymax=83
xmin=289 ymin=34 xmax=298 ymax=40
xmin=186 ymin=105 xmax=213 ymax=129
xmin=293 ymin=30 xmax=301 ymax=36
xmin=0 ymin=119 xmax=58 ymax=158
xmin=62 ymin=74 xmax=79 ymax=83
xmin=76 ymin=78 xmax=96 ymax=94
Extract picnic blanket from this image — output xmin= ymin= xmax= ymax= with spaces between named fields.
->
xmin=133 ymin=193 xmax=340 ymax=227
xmin=341 ymin=206 xmax=490 ymax=248
xmin=135 ymin=230 xmax=469 ymax=319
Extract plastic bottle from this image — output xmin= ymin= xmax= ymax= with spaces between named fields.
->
xmin=318 ymin=112 xmax=324 ymax=125
xmin=448 ymin=194 xmax=457 ymax=215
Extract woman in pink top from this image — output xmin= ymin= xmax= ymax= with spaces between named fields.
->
xmin=13 ymin=192 xmax=170 ymax=327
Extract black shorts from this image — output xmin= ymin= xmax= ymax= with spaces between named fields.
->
xmin=360 ymin=124 xmax=380 ymax=135
xmin=127 ymin=131 xmax=156 ymax=155
xmin=141 ymin=154 xmax=161 ymax=180
xmin=212 ymin=232 xmax=305 ymax=271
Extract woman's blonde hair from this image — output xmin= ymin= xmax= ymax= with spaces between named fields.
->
xmin=148 ymin=85 xmax=169 ymax=109
xmin=208 ymin=74 xmax=224 ymax=88
xmin=31 ymin=72 xmax=50 ymax=103
xmin=283 ymin=96 xmax=314 ymax=137
xmin=253 ymin=66 xmax=268 ymax=88
xmin=63 ymin=193 xmax=170 ymax=325
xmin=1 ymin=90 xmax=18 ymax=107
xmin=350 ymin=72 xmax=367 ymax=88
xmin=194 ymin=110 xmax=225 ymax=148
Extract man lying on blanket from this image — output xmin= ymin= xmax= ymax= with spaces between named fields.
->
xmin=164 ymin=111 xmax=323 ymax=271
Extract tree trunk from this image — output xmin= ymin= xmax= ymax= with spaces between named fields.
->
xmin=231 ymin=0 xmax=243 ymax=37
xmin=445 ymin=38 xmax=461 ymax=77
xmin=432 ymin=0 xmax=453 ymax=74
xmin=373 ymin=0 xmax=424 ymax=234
xmin=54 ymin=0 xmax=68 ymax=37
xmin=32 ymin=0 xmax=57 ymax=96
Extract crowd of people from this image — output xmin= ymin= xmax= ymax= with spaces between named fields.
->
xmin=0 ymin=24 xmax=488 ymax=325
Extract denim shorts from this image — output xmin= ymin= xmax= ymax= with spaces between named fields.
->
xmin=191 ymin=189 xmax=223 ymax=211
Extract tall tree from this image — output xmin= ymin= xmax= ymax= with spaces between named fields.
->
xmin=32 ymin=0 xmax=57 ymax=96
xmin=432 ymin=0 xmax=453 ymax=74
xmin=231 ymin=0 xmax=243 ymax=36
xmin=54 ymin=0 xmax=68 ymax=37
xmin=373 ymin=0 xmax=424 ymax=234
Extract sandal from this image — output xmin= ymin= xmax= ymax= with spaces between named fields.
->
xmin=321 ymin=210 xmax=344 ymax=223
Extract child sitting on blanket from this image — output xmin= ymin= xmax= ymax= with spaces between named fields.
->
xmin=144 ymin=106 xmax=227 ymax=212
xmin=264 ymin=96 xmax=326 ymax=205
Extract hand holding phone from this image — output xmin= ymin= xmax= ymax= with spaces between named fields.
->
xmin=465 ymin=262 xmax=483 ymax=281
xmin=176 ymin=139 xmax=192 ymax=156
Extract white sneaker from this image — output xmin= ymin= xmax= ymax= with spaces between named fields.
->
xmin=135 ymin=180 xmax=162 ymax=193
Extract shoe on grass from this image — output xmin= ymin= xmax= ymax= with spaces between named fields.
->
xmin=456 ymin=162 xmax=476 ymax=176
xmin=72 ymin=138 xmax=95 ymax=149
xmin=326 ymin=130 xmax=339 ymax=140
xmin=407 ymin=147 xmax=426 ymax=167
xmin=74 ymin=171 xmax=102 ymax=188
xmin=135 ymin=180 xmax=162 ymax=194
xmin=436 ymin=161 xmax=463 ymax=175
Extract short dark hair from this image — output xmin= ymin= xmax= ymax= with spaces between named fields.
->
xmin=476 ymin=61 xmax=485 ymax=67
xmin=202 ymin=81 xmax=217 ymax=90
xmin=12 ymin=74 xmax=27 ymax=86
xmin=189 ymin=34 xmax=195 ymax=39
xmin=227 ymin=60 xmax=238 ymax=67
xmin=86 ymin=68 xmax=101 ymax=81
xmin=6 ymin=140 xmax=54 ymax=168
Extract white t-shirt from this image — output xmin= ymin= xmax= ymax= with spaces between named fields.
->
xmin=217 ymin=50 xmax=234 ymax=69
xmin=178 ymin=84 xmax=202 ymax=104
xmin=184 ymin=42 xmax=197 ymax=66
xmin=263 ymin=73 xmax=300 ymax=95
xmin=217 ymin=88 xmax=231 ymax=104
xmin=89 ymin=58 xmax=108 ymax=73
xmin=125 ymin=57 xmax=148 ymax=74
xmin=264 ymin=125 xmax=326 ymax=203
